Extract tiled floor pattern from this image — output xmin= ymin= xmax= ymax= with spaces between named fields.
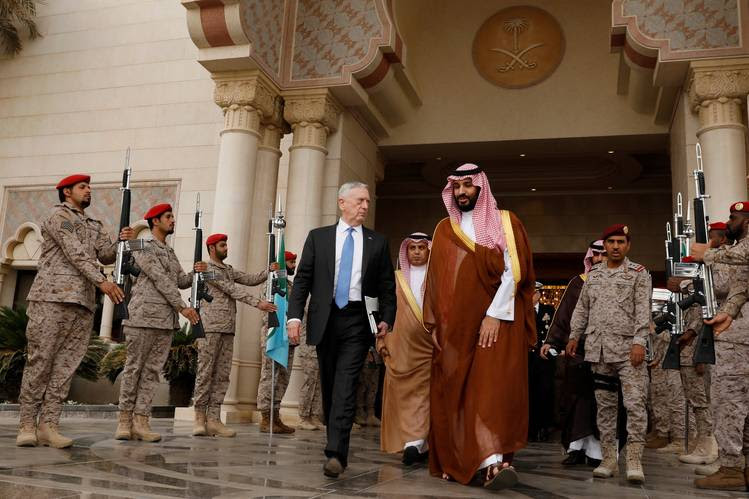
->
xmin=0 ymin=418 xmax=747 ymax=498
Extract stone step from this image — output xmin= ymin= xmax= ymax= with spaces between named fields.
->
xmin=0 ymin=404 xmax=175 ymax=419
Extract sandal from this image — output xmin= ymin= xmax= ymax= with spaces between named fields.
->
xmin=483 ymin=463 xmax=518 ymax=490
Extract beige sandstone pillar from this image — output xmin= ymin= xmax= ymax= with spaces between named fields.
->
xmin=282 ymin=90 xmax=342 ymax=258
xmin=688 ymin=59 xmax=749 ymax=221
xmin=223 ymin=98 xmax=287 ymax=421
xmin=99 ymin=296 xmax=114 ymax=340
xmin=211 ymin=72 xmax=278 ymax=422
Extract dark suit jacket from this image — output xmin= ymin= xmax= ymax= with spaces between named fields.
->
xmin=534 ymin=303 xmax=556 ymax=350
xmin=287 ymin=224 xmax=397 ymax=346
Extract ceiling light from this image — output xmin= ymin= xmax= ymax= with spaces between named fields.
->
xmin=435 ymin=157 xmax=442 ymax=161
xmin=519 ymin=153 xmax=526 ymax=157
xmin=530 ymin=188 xmax=537 ymax=192
xmin=607 ymin=150 xmax=615 ymax=154
xmin=607 ymin=186 xmax=613 ymax=190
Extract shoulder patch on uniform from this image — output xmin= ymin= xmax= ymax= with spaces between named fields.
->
xmin=628 ymin=262 xmax=645 ymax=272
xmin=60 ymin=220 xmax=74 ymax=233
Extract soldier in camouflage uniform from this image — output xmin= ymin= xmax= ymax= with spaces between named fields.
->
xmin=257 ymin=250 xmax=299 ymax=434
xmin=670 ymin=223 xmax=730 ymax=466
xmin=16 ymin=174 xmax=132 ymax=448
xmin=647 ymin=354 xmax=689 ymax=452
xmin=690 ymin=202 xmax=749 ymax=490
xmin=568 ymin=224 xmax=651 ymax=484
xmin=192 ymin=233 xmax=276 ymax=438
xmin=297 ymin=323 xmax=324 ymax=430
xmin=114 ymin=203 xmax=203 ymax=443
xmin=355 ymin=347 xmax=382 ymax=427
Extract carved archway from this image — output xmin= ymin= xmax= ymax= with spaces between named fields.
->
xmin=1 ymin=222 xmax=42 ymax=269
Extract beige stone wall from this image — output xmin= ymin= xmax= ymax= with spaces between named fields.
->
xmin=388 ymin=0 xmax=667 ymax=146
xmin=376 ymin=191 xmax=671 ymax=275
xmin=0 ymin=0 xmax=223 ymax=272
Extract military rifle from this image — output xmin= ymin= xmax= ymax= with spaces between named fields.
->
xmin=265 ymin=204 xmax=286 ymax=328
xmin=112 ymin=148 xmax=145 ymax=320
xmin=189 ymin=194 xmax=217 ymax=338
xmin=677 ymin=143 xmax=717 ymax=364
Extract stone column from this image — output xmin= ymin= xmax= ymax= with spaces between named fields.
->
xmin=688 ymin=59 xmax=749 ymax=221
xmin=282 ymin=90 xmax=342 ymax=256
xmin=99 ymin=296 xmax=114 ymax=340
xmin=223 ymin=97 xmax=287 ymax=421
xmin=211 ymin=72 xmax=278 ymax=422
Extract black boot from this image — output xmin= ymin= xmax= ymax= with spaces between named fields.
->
xmin=587 ymin=456 xmax=601 ymax=467
xmin=561 ymin=450 xmax=586 ymax=466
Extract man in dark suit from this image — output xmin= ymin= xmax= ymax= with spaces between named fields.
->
xmin=288 ymin=181 xmax=396 ymax=478
xmin=528 ymin=282 xmax=556 ymax=442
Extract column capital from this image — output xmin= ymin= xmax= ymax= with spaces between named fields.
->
xmin=213 ymin=72 xmax=279 ymax=135
xmin=687 ymin=59 xmax=749 ymax=130
xmin=283 ymin=90 xmax=342 ymax=152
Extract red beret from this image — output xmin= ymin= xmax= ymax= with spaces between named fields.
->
xmin=730 ymin=202 xmax=749 ymax=213
xmin=56 ymin=174 xmax=90 ymax=189
xmin=143 ymin=203 xmax=172 ymax=220
xmin=601 ymin=224 xmax=630 ymax=240
xmin=709 ymin=222 xmax=727 ymax=231
xmin=285 ymin=251 xmax=297 ymax=261
xmin=206 ymin=233 xmax=227 ymax=246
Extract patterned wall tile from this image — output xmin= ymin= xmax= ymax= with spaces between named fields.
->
xmin=241 ymin=0 xmax=285 ymax=77
xmin=1 ymin=184 xmax=178 ymax=246
xmin=623 ymin=0 xmax=739 ymax=50
xmin=292 ymin=0 xmax=384 ymax=81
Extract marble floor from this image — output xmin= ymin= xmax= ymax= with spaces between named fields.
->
xmin=0 ymin=418 xmax=747 ymax=498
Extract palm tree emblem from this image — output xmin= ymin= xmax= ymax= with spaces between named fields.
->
xmin=491 ymin=17 xmax=544 ymax=72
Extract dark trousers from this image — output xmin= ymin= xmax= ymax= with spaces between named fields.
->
xmin=316 ymin=303 xmax=371 ymax=467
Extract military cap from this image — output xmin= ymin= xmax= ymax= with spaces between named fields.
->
xmin=285 ymin=250 xmax=297 ymax=261
xmin=601 ymin=223 xmax=630 ymax=240
xmin=206 ymin=233 xmax=227 ymax=246
xmin=143 ymin=203 xmax=172 ymax=221
xmin=56 ymin=174 xmax=90 ymax=189
xmin=730 ymin=202 xmax=749 ymax=213
xmin=709 ymin=222 xmax=727 ymax=231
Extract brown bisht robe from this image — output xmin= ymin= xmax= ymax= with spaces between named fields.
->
xmin=546 ymin=274 xmax=598 ymax=449
xmin=378 ymin=270 xmax=433 ymax=452
xmin=424 ymin=212 xmax=535 ymax=484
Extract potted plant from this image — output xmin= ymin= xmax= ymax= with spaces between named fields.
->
xmin=163 ymin=324 xmax=198 ymax=407
xmin=0 ymin=306 xmax=105 ymax=402
xmin=99 ymin=343 xmax=127 ymax=383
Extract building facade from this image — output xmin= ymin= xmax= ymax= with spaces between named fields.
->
xmin=1 ymin=0 xmax=748 ymax=421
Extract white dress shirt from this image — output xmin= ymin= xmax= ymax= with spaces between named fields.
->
xmin=459 ymin=210 xmax=516 ymax=321
xmin=409 ymin=264 xmax=427 ymax=311
xmin=333 ymin=218 xmax=364 ymax=302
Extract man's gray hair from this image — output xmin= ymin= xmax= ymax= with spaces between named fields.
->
xmin=337 ymin=181 xmax=369 ymax=199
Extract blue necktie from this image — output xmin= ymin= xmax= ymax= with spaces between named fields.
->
xmin=335 ymin=227 xmax=354 ymax=308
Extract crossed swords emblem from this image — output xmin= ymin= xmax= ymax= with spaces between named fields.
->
xmin=490 ymin=17 xmax=544 ymax=73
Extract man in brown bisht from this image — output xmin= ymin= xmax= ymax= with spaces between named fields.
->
xmin=540 ymin=240 xmax=605 ymax=466
xmin=377 ymin=232 xmax=433 ymax=465
xmin=424 ymin=163 xmax=536 ymax=491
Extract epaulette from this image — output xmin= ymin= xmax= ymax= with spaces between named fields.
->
xmin=628 ymin=261 xmax=646 ymax=272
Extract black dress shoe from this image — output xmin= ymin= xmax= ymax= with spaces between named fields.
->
xmin=323 ymin=457 xmax=344 ymax=478
xmin=402 ymin=446 xmax=428 ymax=465
xmin=586 ymin=457 xmax=601 ymax=467
xmin=561 ymin=450 xmax=586 ymax=466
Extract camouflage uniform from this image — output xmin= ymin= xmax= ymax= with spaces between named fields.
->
xmin=356 ymin=348 xmax=383 ymax=423
xmin=570 ymin=258 xmax=652 ymax=448
xmin=257 ymin=315 xmax=296 ymax=412
xmin=297 ymin=323 xmax=323 ymax=421
xmin=649 ymin=349 xmax=688 ymax=439
xmin=19 ymin=202 xmax=116 ymax=425
xmin=193 ymin=260 xmax=266 ymax=419
xmin=118 ymin=238 xmax=192 ymax=417
xmin=680 ymin=301 xmax=713 ymax=437
xmin=703 ymin=240 xmax=749 ymax=468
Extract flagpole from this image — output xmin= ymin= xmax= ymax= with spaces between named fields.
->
xmin=267 ymin=195 xmax=286 ymax=448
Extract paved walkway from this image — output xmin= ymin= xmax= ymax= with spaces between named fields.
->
xmin=0 ymin=418 xmax=747 ymax=498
